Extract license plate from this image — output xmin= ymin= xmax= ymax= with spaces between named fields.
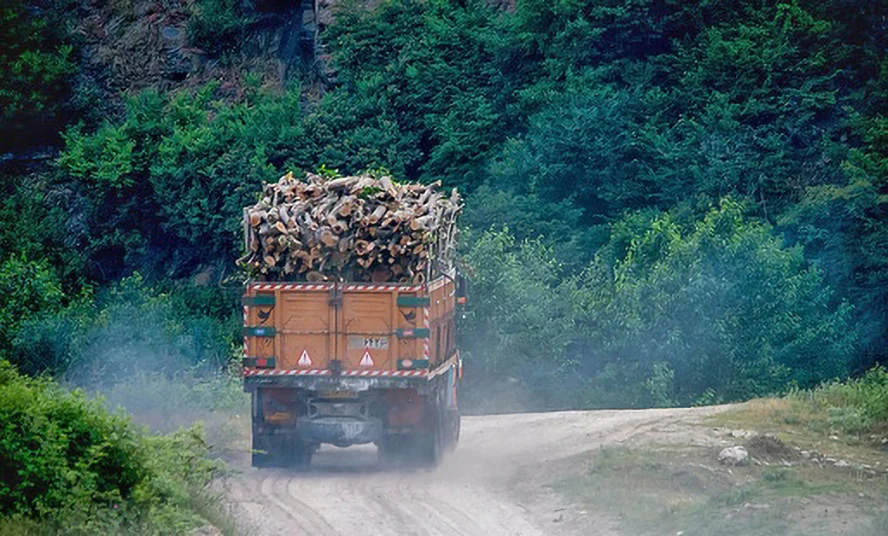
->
xmin=320 ymin=390 xmax=357 ymax=399
xmin=349 ymin=336 xmax=389 ymax=349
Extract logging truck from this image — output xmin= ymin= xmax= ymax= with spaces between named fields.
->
xmin=242 ymin=272 xmax=464 ymax=468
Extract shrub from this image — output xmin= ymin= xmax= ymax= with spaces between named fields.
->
xmin=460 ymin=228 xmax=589 ymax=410
xmin=462 ymin=200 xmax=858 ymax=409
xmin=0 ymin=360 xmax=143 ymax=517
xmin=10 ymin=274 xmax=238 ymax=380
xmin=0 ymin=255 xmax=64 ymax=358
xmin=794 ymin=366 xmax=888 ymax=435
xmin=57 ymin=85 xmax=304 ymax=280
xmin=0 ymin=360 xmax=228 ymax=533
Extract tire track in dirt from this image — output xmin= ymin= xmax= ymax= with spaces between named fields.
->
xmin=226 ymin=406 xmax=730 ymax=535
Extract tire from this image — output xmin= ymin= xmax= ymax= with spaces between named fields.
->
xmin=446 ymin=410 xmax=460 ymax=452
xmin=252 ymin=432 xmax=313 ymax=469
xmin=252 ymin=430 xmax=277 ymax=468
xmin=290 ymin=443 xmax=313 ymax=470
xmin=377 ymin=436 xmax=406 ymax=467
xmin=419 ymin=404 xmax=444 ymax=468
xmin=379 ymin=424 xmax=441 ymax=469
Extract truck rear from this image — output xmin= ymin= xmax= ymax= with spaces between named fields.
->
xmin=242 ymin=273 xmax=462 ymax=468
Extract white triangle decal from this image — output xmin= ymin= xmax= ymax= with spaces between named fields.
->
xmin=298 ymin=350 xmax=312 ymax=366
xmin=359 ymin=351 xmax=374 ymax=367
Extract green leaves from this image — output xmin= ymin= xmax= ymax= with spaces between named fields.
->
xmin=463 ymin=200 xmax=857 ymax=408
xmin=601 ymin=199 xmax=856 ymax=400
xmin=9 ymin=274 xmax=238 ymax=381
xmin=56 ymin=86 xmax=305 ymax=278
xmin=0 ymin=256 xmax=64 ymax=360
xmin=0 ymin=362 xmax=143 ymax=517
xmin=0 ymin=0 xmax=885 ymax=414
xmin=0 ymin=0 xmax=79 ymax=152
xmin=0 ymin=361 xmax=226 ymax=532
xmin=326 ymin=0 xmax=516 ymax=190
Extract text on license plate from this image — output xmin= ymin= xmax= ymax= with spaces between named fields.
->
xmin=349 ymin=336 xmax=389 ymax=349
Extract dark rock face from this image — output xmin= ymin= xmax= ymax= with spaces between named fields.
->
xmin=75 ymin=0 xmax=324 ymax=110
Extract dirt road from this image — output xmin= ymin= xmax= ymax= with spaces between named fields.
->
xmin=224 ymin=406 xmax=728 ymax=535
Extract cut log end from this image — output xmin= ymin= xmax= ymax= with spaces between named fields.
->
xmin=242 ymin=172 xmax=460 ymax=283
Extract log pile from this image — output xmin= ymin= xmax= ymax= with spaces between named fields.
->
xmin=238 ymin=172 xmax=461 ymax=283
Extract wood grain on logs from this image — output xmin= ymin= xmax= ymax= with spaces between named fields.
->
xmin=238 ymin=173 xmax=461 ymax=283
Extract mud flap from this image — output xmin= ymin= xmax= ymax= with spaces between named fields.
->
xmin=444 ymin=408 xmax=460 ymax=452
xmin=419 ymin=394 xmax=444 ymax=467
xmin=252 ymin=431 xmax=313 ymax=469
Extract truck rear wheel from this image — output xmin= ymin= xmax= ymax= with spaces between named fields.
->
xmin=377 ymin=426 xmax=441 ymax=468
xmin=377 ymin=436 xmax=406 ymax=466
xmin=252 ymin=431 xmax=313 ymax=469
xmin=445 ymin=410 xmax=460 ymax=451
xmin=419 ymin=405 xmax=444 ymax=467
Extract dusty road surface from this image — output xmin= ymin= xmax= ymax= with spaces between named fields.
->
xmin=225 ymin=406 xmax=729 ymax=535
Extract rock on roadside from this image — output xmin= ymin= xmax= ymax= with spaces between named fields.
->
xmin=718 ymin=445 xmax=750 ymax=466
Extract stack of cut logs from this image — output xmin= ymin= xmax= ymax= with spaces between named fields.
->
xmin=238 ymin=172 xmax=461 ymax=283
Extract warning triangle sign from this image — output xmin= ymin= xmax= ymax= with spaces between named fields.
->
xmin=298 ymin=350 xmax=312 ymax=366
xmin=359 ymin=351 xmax=374 ymax=367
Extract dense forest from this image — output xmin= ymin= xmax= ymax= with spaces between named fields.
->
xmin=1 ymin=0 xmax=886 ymax=413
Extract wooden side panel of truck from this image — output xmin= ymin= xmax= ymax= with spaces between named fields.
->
xmin=242 ymin=273 xmax=462 ymax=468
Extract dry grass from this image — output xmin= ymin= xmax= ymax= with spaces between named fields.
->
xmin=711 ymin=398 xmax=888 ymax=469
xmin=557 ymin=378 xmax=888 ymax=536
xmin=557 ymin=444 xmax=888 ymax=536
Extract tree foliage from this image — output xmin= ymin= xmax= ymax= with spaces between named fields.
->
xmin=0 ymin=256 xmax=64 ymax=360
xmin=585 ymin=199 xmax=856 ymax=404
xmin=56 ymin=85 xmax=304 ymax=279
xmin=464 ymin=201 xmax=857 ymax=408
xmin=0 ymin=360 xmax=225 ymax=533
xmin=0 ymin=0 xmax=886 ymax=407
xmin=8 ymin=275 xmax=238 ymax=381
xmin=0 ymin=0 xmax=78 ymax=151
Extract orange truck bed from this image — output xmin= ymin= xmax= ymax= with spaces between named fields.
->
xmin=242 ymin=272 xmax=462 ymax=468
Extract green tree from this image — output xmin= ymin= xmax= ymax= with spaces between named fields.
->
xmin=10 ymin=275 xmax=237 ymax=381
xmin=779 ymin=113 xmax=888 ymax=370
xmin=326 ymin=0 xmax=518 ymax=190
xmin=460 ymin=229 xmax=588 ymax=409
xmin=582 ymin=199 xmax=857 ymax=404
xmin=0 ymin=0 xmax=78 ymax=151
xmin=57 ymin=85 xmax=306 ymax=279
xmin=462 ymin=200 xmax=857 ymax=408
xmin=0 ymin=256 xmax=64 ymax=359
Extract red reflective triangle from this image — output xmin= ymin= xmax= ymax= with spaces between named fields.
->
xmin=359 ymin=351 xmax=374 ymax=367
xmin=298 ymin=350 xmax=312 ymax=366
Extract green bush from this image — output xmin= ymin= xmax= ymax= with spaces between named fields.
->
xmin=57 ymin=85 xmax=303 ymax=279
xmin=0 ymin=360 xmax=142 ymax=517
xmin=460 ymin=228 xmax=587 ymax=409
xmin=10 ymin=274 xmax=238 ymax=380
xmin=0 ymin=255 xmax=64 ymax=358
xmin=0 ymin=177 xmax=78 ymax=279
xmin=795 ymin=366 xmax=888 ymax=435
xmin=0 ymin=360 xmax=227 ymax=533
xmin=462 ymin=199 xmax=857 ymax=409
xmin=586 ymin=198 xmax=857 ymax=402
